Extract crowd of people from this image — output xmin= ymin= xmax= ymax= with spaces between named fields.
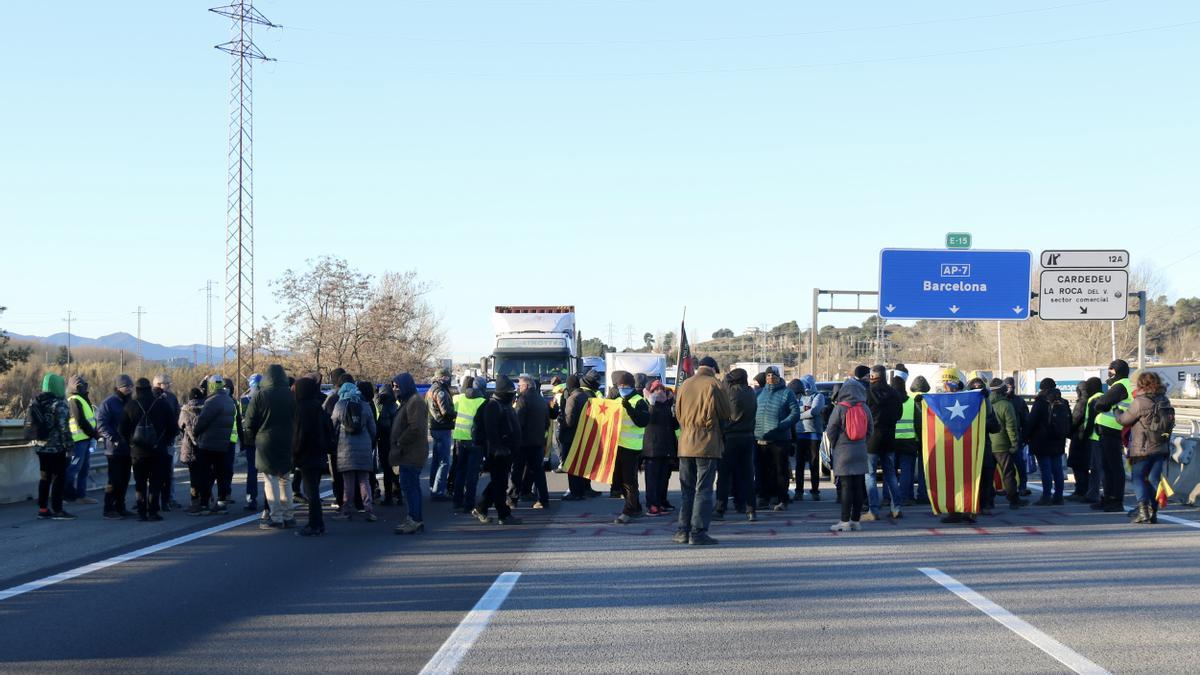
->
xmin=22 ymin=355 xmax=1173 ymax=544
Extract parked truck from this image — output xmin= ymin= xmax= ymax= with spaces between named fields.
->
xmin=486 ymin=306 xmax=579 ymax=388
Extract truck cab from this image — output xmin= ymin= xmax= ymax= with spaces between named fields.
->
xmin=487 ymin=305 xmax=578 ymax=391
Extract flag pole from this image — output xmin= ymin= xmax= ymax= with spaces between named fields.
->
xmin=677 ymin=306 xmax=686 ymax=365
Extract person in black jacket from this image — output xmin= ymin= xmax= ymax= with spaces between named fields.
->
xmin=1067 ymin=379 xmax=1099 ymax=501
xmin=293 ymin=376 xmax=334 ymax=537
xmin=472 ymin=376 xmax=522 ymax=525
xmin=865 ymin=365 xmax=902 ymax=520
xmin=1091 ymin=360 xmax=1133 ymax=512
xmin=119 ymin=378 xmax=178 ymax=521
xmin=612 ymin=371 xmax=650 ymax=524
xmin=510 ymin=375 xmax=551 ymax=509
xmin=715 ymin=368 xmax=757 ymax=522
xmin=1026 ymin=379 xmax=1068 ymax=505
xmin=375 ymin=386 xmax=400 ymax=506
xmin=561 ymin=370 xmax=602 ymax=500
xmin=322 ymin=370 xmax=354 ymax=510
xmin=641 ymin=379 xmax=678 ymax=515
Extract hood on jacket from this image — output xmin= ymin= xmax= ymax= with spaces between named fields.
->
xmin=461 ymin=386 xmax=481 ymax=400
xmin=376 ymin=388 xmax=396 ymax=407
xmin=565 ymin=374 xmax=581 ymax=392
xmin=753 ymin=373 xmax=767 ymax=388
xmin=836 ymin=377 xmax=867 ymax=403
xmin=247 ymin=373 xmax=263 ymax=395
xmin=580 ymin=369 xmax=601 ymax=391
xmin=725 ymin=368 xmax=748 ymax=386
xmin=357 ymin=381 xmax=375 ymax=402
xmin=134 ymin=377 xmax=153 ymax=395
xmin=68 ymin=374 xmax=88 ymax=396
xmin=910 ymin=375 xmax=931 ymax=394
xmin=338 ymin=382 xmax=362 ymax=402
xmin=801 ymin=374 xmax=817 ymax=392
xmin=392 ymin=373 xmax=417 ymax=401
xmin=1084 ymin=377 xmax=1103 ymax=398
xmin=42 ymin=373 xmax=66 ymax=398
xmin=634 ymin=373 xmax=648 ymax=391
xmin=787 ymin=378 xmax=805 ymax=396
xmin=891 ymin=376 xmax=909 ymax=401
xmin=262 ymin=364 xmax=287 ymax=391
xmin=207 ymin=375 xmax=225 ymax=397
xmin=294 ymin=376 xmax=320 ymax=402
xmin=1109 ymin=359 xmax=1131 ymax=381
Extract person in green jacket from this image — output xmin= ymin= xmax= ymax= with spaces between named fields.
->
xmin=987 ymin=378 xmax=1026 ymax=510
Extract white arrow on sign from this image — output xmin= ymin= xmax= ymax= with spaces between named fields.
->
xmin=949 ymin=305 xmax=960 ymax=314
xmin=885 ymin=304 xmax=896 ymax=312
xmin=1012 ymin=306 xmax=1024 ymax=314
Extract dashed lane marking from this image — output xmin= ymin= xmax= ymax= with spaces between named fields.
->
xmin=919 ymin=567 xmax=1109 ymax=675
xmin=419 ymin=571 xmax=520 ymax=675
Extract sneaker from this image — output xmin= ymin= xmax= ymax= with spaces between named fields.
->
xmin=470 ymin=509 xmax=491 ymax=524
xmin=37 ymin=509 xmax=53 ymax=520
xmin=259 ymin=509 xmax=271 ymax=522
xmin=76 ymin=497 xmax=99 ymax=505
xmin=259 ymin=521 xmax=281 ymax=530
xmin=890 ymin=509 xmax=903 ymax=519
xmin=332 ymin=510 xmax=353 ymax=521
xmin=1034 ymin=497 xmax=1052 ymax=506
xmin=773 ymin=502 xmax=788 ymax=512
xmin=660 ymin=502 xmax=676 ymax=512
xmin=394 ymin=518 xmax=425 ymax=535
xmin=497 ymin=516 xmax=523 ymax=525
xmin=688 ymin=531 xmax=718 ymax=546
xmin=213 ymin=504 xmax=229 ymax=515
xmin=614 ymin=513 xmax=631 ymax=525
xmin=747 ymin=511 xmax=757 ymax=522
xmin=295 ymin=525 xmax=323 ymax=537
xmin=365 ymin=512 xmax=378 ymax=522
xmin=672 ymin=530 xmax=690 ymax=544
xmin=860 ymin=511 xmax=878 ymax=522
xmin=849 ymin=521 xmax=862 ymax=531
xmin=149 ymin=513 xmax=164 ymax=521
xmin=532 ymin=502 xmax=547 ymax=510
xmin=187 ymin=505 xmax=210 ymax=517
xmin=51 ymin=510 xmax=78 ymax=520
xmin=830 ymin=521 xmax=852 ymax=532
xmin=647 ymin=506 xmax=662 ymax=516
xmin=103 ymin=510 xmax=123 ymax=520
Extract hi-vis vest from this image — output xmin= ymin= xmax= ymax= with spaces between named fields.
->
xmin=230 ymin=398 xmax=242 ymax=443
xmin=1095 ymin=378 xmax=1133 ymax=432
xmin=453 ymin=394 xmax=485 ymax=441
xmin=895 ymin=397 xmax=916 ymax=440
xmin=1087 ymin=392 xmax=1103 ymax=441
xmin=68 ymin=395 xmax=95 ymax=442
xmin=618 ymin=394 xmax=645 ymax=451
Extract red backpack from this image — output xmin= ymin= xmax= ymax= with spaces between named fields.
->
xmin=839 ymin=401 xmax=868 ymax=441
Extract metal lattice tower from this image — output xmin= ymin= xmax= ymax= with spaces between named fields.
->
xmin=210 ymin=1 xmax=277 ymax=392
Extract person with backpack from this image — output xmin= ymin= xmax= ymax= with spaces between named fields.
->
xmin=293 ymin=376 xmax=335 ymax=537
xmin=865 ymin=365 xmax=903 ymax=520
xmin=472 ymin=375 xmax=523 ymax=525
xmin=1025 ymin=379 xmax=1069 ymax=505
xmin=425 ymin=369 xmax=457 ymax=500
xmin=1118 ymin=371 xmax=1175 ymax=524
xmin=827 ymin=377 xmax=873 ymax=532
xmin=390 ymin=373 xmax=428 ymax=534
xmin=244 ymin=364 xmax=297 ymax=529
xmin=27 ymin=373 xmax=77 ymax=520
xmin=119 ymin=378 xmax=177 ymax=521
xmin=189 ymin=375 xmax=236 ymax=515
xmin=64 ymin=375 xmax=100 ymax=505
xmin=331 ymin=379 xmax=378 ymax=522
xmin=98 ymin=374 xmax=135 ymax=519
xmin=177 ymin=387 xmax=204 ymax=514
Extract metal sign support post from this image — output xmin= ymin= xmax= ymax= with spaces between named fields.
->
xmin=810 ymin=289 xmax=880 ymax=378
xmin=1137 ymin=291 xmax=1147 ymax=370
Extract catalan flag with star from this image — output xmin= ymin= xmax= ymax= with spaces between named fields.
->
xmin=563 ymin=398 xmax=623 ymax=483
xmin=921 ymin=389 xmax=987 ymax=516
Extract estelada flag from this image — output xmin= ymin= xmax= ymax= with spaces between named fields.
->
xmin=677 ymin=320 xmax=695 ymax=386
xmin=1156 ymin=475 xmax=1174 ymax=509
xmin=921 ymin=390 xmax=988 ymax=516
xmin=563 ymin=398 xmax=622 ymax=482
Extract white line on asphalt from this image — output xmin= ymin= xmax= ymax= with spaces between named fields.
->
xmin=1157 ymin=513 xmax=1200 ymax=529
xmin=0 ymin=490 xmax=334 ymax=603
xmin=419 ymin=571 xmax=522 ymax=675
xmin=918 ymin=567 xmax=1109 ymax=675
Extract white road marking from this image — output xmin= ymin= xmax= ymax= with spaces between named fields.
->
xmin=918 ymin=567 xmax=1109 ymax=675
xmin=420 ymin=571 xmax=522 ymax=675
xmin=0 ymin=489 xmax=333 ymax=602
xmin=1157 ymin=513 xmax=1200 ymax=529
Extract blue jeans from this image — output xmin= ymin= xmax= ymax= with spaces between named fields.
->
xmin=678 ymin=457 xmax=717 ymax=534
xmin=867 ymin=452 xmax=900 ymax=512
xmin=896 ymin=454 xmax=916 ymax=502
xmin=1037 ymin=454 xmax=1064 ymax=498
xmin=429 ymin=430 xmax=452 ymax=496
xmin=451 ymin=441 xmax=482 ymax=509
xmin=399 ymin=465 xmax=423 ymax=522
xmin=65 ymin=440 xmax=92 ymax=500
xmin=1131 ymin=455 xmax=1166 ymax=505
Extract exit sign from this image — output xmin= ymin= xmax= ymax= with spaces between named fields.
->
xmin=946 ymin=232 xmax=972 ymax=249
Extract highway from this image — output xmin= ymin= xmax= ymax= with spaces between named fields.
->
xmin=2 ymin=470 xmax=1199 ymax=674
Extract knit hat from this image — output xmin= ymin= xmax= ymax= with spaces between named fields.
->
xmin=616 ymin=371 xmax=635 ymax=387
xmin=1039 ymin=377 xmax=1056 ymax=391
xmin=726 ymin=368 xmax=748 ymax=385
xmin=698 ymin=356 xmax=719 ymax=371
xmin=114 ymin=374 xmax=134 ymax=390
xmin=853 ymin=365 xmax=871 ymax=380
xmin=42 ymin=373 xmax=66 ymax=398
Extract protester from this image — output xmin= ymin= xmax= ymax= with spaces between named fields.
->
xmin=152 ymin=374 xmax=181 ymax=510
xmin=865 ymin=365 xmax=902 ymax=520
xmin=324 ymin=369 xmax=355 ymax=510
xmin=98 ymin=374 xmax=134 ymax=518
xmin=794 ymin=375 xmax=826 ymax=502
xmin=472 ymin=375 xmax=522 ymax=525
xmin=293 ymin=376 xmax=334 ymax=537
xmin=907 ymin=376 xmax=932 ymax=505
xmin=892 ymin=375 xmax=919 ymax=508
xmin=512 ymin=374 xmax=552 ymax=510
xmin=715 ymin=368 xmax=756 ymax=521
xmin=1026 ymin=379 xmax=1069 ymax=505
xmin=27 ymin=373 xmax=76 ymax=520
xmin=1003 ymin=377 xmax=1032 ymax=496
xmin=375 ymin=384 xmax=400 ymax=506
xmin=1092 ymin=360 xmax=1134 ymax=513
xmin=641 ymin=379 xmax=678 ymax=516
xmin=755 ymin=367 xmax=801 ymax=512
xmin=451 ymin=376 xmax=486 ymax=513
xmin=64 ymin=374 xmax=100 ymax=505
xmin=612 ymin=371 xmax=649 ymax=524
xmin=356 ymin=380 xmax=381 ymax=501
xmin=561 ymin=371 xmax=602 ymax=500
xmin=190 ymin=375 xmax=236 ymax=515
xmin=390 ymin=373 xmax=428 ymax=534
xmin=673 ymin=356 xmax=731 ymax=546
xmin=244 ymin=364 xmax=297 ymax=529
xmin=177 ymin=387 xmax=204 ymax=514
xmin=986 ymin=378 xmax=1025 ymax=510
xmin=827 ymin=377 xmax=873 ymax=532
xmin=1117 ymin=371 xmax=1174 ymax=524
xmin=120 ymin=377 xmax=177 ymax=521
xmin=1081 ymin=376 xmax=1106 ymax=504
xmin=426 ymin=369 xmax=457 ymax=500
xmin=331 ymin=380 xmax=378 ymax=522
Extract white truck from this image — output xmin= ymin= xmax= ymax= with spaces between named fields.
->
xmin=605 ymin=353 xmax=668 ymax=390
xmin=487 ymin=306 xmax=579 ymax=388
xmin=732 ymin=362 xmax=785 ymax=380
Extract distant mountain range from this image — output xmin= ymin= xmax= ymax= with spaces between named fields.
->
xmin=8 ymin=331 xmax=220 ymax=365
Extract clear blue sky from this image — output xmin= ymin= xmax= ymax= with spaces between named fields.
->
xmin=2 ymin=1 xmax=1197 ymax=362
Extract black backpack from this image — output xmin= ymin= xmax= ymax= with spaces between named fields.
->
xmin=343 ymin=400 xmax=364 ymax=435
xmin=24 ymin=399 xmax=52 ymax=442
xmin=1048 ymin=400 xmax=1071 ymax=441
xmin=470 ymin=402 xmax=488 ymax=446
xmin=132 ymin=397 xmax=163 ymax=448
xmin=1145 ymin=396 xmax=1176 ymax=443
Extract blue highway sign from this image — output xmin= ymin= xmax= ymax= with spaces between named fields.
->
xmin=878 ymin=249 xmax=1032 ymax=321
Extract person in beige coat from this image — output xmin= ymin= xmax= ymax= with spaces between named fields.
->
xmin=673 ymin=357 xmax=732 ymax=546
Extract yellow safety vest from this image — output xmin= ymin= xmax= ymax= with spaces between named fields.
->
xmin=895 ymin=397 xmax=916 ymax=440
xmin=1087 ymin=392 xmax=1103 ymax=441
xmin=1095 ymin=378 xmax=1133 ymax=432
xmin=618 ymin=394 xmax=645 ymax=451
xmin=230 ymin=398 xmax=242 ymax=443
xmin=453 ymin=395 xmax=485 ymax=441
xmin=68 ymin=395 xmax=95 ymax=442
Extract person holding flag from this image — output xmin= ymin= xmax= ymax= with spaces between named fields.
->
xmin=921 ymin=384 xmax=991 ymax=525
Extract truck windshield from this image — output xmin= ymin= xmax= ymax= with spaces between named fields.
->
xmin=495 ymin=355 xmax=570 ymax=383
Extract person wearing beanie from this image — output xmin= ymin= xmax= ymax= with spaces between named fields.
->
xmin=374 ymin=382 xmax=400 ymax=506
xmin=471 ymin=376 xmax=522 ymax=525
xmin=754 ymin=366 xmax=802 ymax=512
xmin=29 ymin=373 xmax=76 ymax=520
xmin=853 ymin=365 xmax=871 ymax=384
xmin=189 ymin=374 xmax=237 ymax=515
xmin=1025 ymin=378 xmax=1068 ymax=505
xmin=1070 ymin=377 xmax=1105 ymax=502
xmin=510 ymin=374 xmax=551 ymax=510
xmin=64 ymin=374 xmax=100 ymax=505
xmin=176 ymin=387 xmax=205 ymax=516
xmin=389 ymin=373 xmax=426 ymax=533
xmin=715 ymin=368 xmax=757 ymax=521
xmin=907 ymin=376 xmax=932 ymax=505
xmin=698 ymin=356 xmax=719 ymax=373
xmin=425 ymin=369 xmax=457 ymax=500
xmin=119 ymin=377 xmax=177 ymax=521
xmin=1001 ymin=376 xmax=1032 ymax=497
xmin=450 ymin=375 xmax=486 ymax=512
xmin=98 ymin=374 xmax=135 ymax=518
xmin=611 ymin=371 xmax=650 ymax=524
xmin=244 ymin=364 xmax=297 ymax=529
xmin=1090 ymin=359 xmax=1134 ymax=512
xmin=985 ymin=378 xmax=1025 ymax=511
xmin=865 ymin=365 xmax=903 ymax=520
xmin=152 ymin=374 xmax=182 ymax=511
xmin=293 ymin=376 xmax=334 ymax=537
xmin=673 ymin=356 xmax=732 ymax=545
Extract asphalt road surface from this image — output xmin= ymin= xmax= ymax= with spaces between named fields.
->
xmin=2 ymin=469 xmax=1199 ymax=674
